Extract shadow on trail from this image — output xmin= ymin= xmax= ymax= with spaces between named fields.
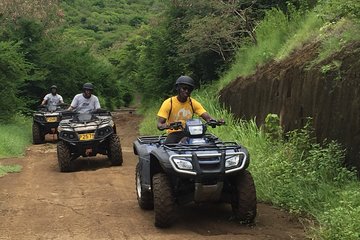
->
xmin=71 ymin=157 xmax=113 ymax=172
xmin=50 ymin=157 xmax=114 ymax=173
xmin=173 ymin=203 xmax=249 ymax=235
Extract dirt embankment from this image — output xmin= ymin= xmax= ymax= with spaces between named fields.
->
xmin=0 ymin=112 xmax=307 ymax=240
xmin=219 ymin=42 xmax=360 ymax=170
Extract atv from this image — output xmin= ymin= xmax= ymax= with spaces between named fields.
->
xmin=56 ymin=109 xmax=123 ymax=172
xmin=133 ymin=119 xmax=257 ymax=228
xmin=32 ymin=104 xmax=68 ymax=144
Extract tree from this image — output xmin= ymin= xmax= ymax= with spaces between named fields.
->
xmin=0 ymin=41 xmax=31 ymax=121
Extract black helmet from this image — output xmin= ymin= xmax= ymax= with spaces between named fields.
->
xmin=175 ymin=76 xmax=195 ymax=88
xmin=50 ymin=85 xmax=57 ymax=90
xmin=83 ymin=82 xmax=94 ymax=90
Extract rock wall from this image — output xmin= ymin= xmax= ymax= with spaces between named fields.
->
xmin=219 ymin=42 xmax=360 ymax=170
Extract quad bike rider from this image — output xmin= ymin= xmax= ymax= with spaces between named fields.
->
xmin=32 ymin=85 xmax=66 ymax=144
xmin=133 ymin=76 xmax=257 ymax=228
xmin=56 ymin=83 xmax=122 ymax=172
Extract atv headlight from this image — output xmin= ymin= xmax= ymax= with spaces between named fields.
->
xmin=173 ymin=158 xmax=193 ymax=170
xmin=188 ymin=125 xmax=204 ymax=136
xmin=225 ymin=155 xmax=240 ymax=168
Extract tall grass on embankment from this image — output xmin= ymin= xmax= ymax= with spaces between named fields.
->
xmin=0 ymin=115 xmax=30 ymax=176
xmin=139 ymin=2 xmax=360 ymax=239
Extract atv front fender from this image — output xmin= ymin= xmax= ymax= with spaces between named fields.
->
xmin=150 ymin=148 xmax=173 ymax=173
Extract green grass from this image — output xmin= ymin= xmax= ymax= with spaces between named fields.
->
xmin=0 ymin=164 xmax=22 ymax=177
xmin=311 ymin=19 xmax=360 ymax=66
xmin=0 ymin=115 xmax=32 ymax=158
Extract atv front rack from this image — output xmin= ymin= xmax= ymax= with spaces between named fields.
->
xmin=137 ymin=135 xmax=243 ymax=152
xmin=163 ymin=142 xmax=242 ymax=152
xmin=137 ymin=135 xmax=166 ymax=144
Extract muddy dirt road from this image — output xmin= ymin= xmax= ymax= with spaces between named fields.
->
xmin=0 ymin=112 xmax=307 ymax=239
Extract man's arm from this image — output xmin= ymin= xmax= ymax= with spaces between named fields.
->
xmin=200 ymin=112 xmax=213 ymax=122
xmin=94 ymin=97 xmax=101 ymax=109
xmin=157 ymin=117 xmax=168 ymax=131
xmin=41 ymin=94 xmax=48 ymax=106
xmin=68 ymin=96 xmax=77 ymax=111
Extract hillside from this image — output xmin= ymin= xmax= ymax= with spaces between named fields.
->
xmin=219 ymin=32 xmax=360 ymax=171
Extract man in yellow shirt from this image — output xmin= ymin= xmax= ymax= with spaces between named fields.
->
xmin=157 ymin=76 xmax=216 ymax=144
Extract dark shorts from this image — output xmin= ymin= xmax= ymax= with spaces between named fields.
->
xmin=164 ymin=131 xmax=186 ymax=144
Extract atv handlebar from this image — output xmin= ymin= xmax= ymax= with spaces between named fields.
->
xmin=166 ymin=121 xmax=183 ymax=130
xmin=206 ymin=119 xmax=225 ymax=128
xmin=162 ymin=119 xmax=225 ymax=130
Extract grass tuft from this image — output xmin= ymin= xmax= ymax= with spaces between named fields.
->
xmin=0 ymin=164 xmax=22 ymax=177
xmin=0 ymin=115 xmax=32 ymax=158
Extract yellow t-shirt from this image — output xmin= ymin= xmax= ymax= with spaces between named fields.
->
xmin=157 ymin=96 xmax=207 ymax=132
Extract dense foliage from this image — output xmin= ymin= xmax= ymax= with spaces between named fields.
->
xmin=0 ymin=0 xmax=164 ymax=121
xmin=0 ymin=0 xmax=319 ymax=120
xmin=112 ymin=0 xmax=317 ymax=101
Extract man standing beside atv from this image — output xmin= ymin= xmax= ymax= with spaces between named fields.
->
xmin=157 ymin=75 xmax=220 ymax=144
xmin=68 ymin=83 xmax=101 ymax=113
xmin=41 ymin=85 xmax=64 ymax=106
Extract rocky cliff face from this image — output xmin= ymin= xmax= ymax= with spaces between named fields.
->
xmin=219 ymin=42 xmax=360 ymax=170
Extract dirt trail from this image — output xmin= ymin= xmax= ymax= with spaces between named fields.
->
xmin=0 ymin=112 xmax=307 ymax=240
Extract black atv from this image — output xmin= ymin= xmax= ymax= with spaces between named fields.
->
xmin=133 ymin=119 xmax=257 ymax=228
xmin=32 ymin=104 xmax=68 ymax=144
xmin=56 ymin=109 xmax=123 ymax=172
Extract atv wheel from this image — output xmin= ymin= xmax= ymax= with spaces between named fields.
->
xmin=136 ymin=162 xmax=154 ymax=210
xmin=57 ymin=140 xmax=73 ymax=172
xmin=153 ymin=173 xmax=176 ymax=228
xmin=231 ymin=170 xmax=257 ymax=223
xmin=108 ymin=134 xmax=123 ymax=166
xmin=32 ymin=122 xmax=44 ymax=144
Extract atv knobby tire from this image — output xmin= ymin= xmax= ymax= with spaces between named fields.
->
xmin=57 ymin=140 xmax=73 ymax=172
xmin=108 ymin=134 xmax=123 ymax=166
xmin=231 ymin=170 xmax=257 ymax=223
xmin=136 ymin=162 xmax=154 ymax=210
xmin=32 ymin=122 xmax=44 ymax=144
xmin=153 ymin=173 xmax=176 ymax=228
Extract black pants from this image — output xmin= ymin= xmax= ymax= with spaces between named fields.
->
xmin=164 ymin=131 xmax=186 ymax=144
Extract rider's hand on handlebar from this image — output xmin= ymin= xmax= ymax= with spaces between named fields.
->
xmin=158 ymin=122 xmax=182 ymax=131
xmin=158 ymin=123 xmax=168 ymax=131
xmin=218 ymin=119 xmax=225 ymax=125
xmin=207 ymin=119 xmax=225 ymax=128
xmin=168 ymin=121 xmax=183 ymax=130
